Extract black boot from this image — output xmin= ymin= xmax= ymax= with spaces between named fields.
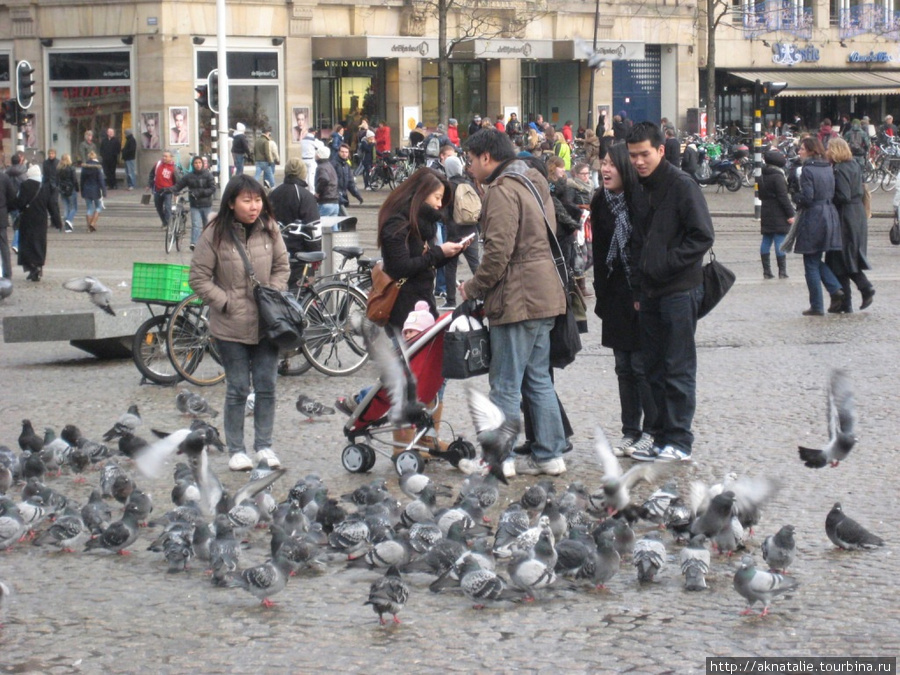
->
xmin=761 ymin=254 xmax=774 ymax=279
xmin=827 ymin=290 xmax=845 ymax=314
xmin=776 ymin=256 xmax=788 ymax=279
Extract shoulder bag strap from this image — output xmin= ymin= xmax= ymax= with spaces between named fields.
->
xmin=228 ymin=226 xmax=259 ymax=288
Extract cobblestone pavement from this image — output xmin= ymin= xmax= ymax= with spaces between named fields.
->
xmin=1 ymin=186 xmax=898 ymax=673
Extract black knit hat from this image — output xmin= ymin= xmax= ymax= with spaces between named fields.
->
xmin=764 ymin=150 xmax=787 ymax=168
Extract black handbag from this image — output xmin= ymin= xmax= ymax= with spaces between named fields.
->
xmin=697 ymin=249 xmax=736 ymax=319
xmin=230 ymin=228 xmax=305 ymax=350
xmin=442 ymin=305 xmax=491 ymax=379
xmin=890 ymin=214 xmax=900 ymax=246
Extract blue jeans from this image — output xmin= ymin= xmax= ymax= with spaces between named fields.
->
xmin=216 ymin=338 xmax=280 ymax=455
xmin=802 ymin=253 xmax=841 ymax=313
xmin=760 ymin=234 xmax=786 ymax=256
xmin=639 ymin=285 xmax=703 ymax=454
xmin=489 ymin=318 xmax=566 ymax=461
xmin=614 ymin=348 xmax=658 ymax=440
xmin=61 ymin=193 xmax=78 ymax=223
xmin=318 ymin=202 xmax=339 ymax=217
xmin=124 ymin=159 xmax=136 ymax=189
xmin=255 ymin=161 xmax=275 ymax=188
xmin=154 ymin=190 xmax=172 ymax=227
xmin=85 ymin=198 xmax=104 ymax=217
xmin=190 ymin=207 xmax=211 ymax=245
xmin=233 ymin=154 xmax=245 ymax=175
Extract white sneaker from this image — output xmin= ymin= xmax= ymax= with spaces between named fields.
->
xmin=228 ymin=452 xmax=253 ymax=471
xmin=255 ymin=448 xmax=282 ymax=469
xmin=502 ymin=457 xmax=517 ymax=479
xmin=64 ymin=220 xmax=74 ymax=233
xmin=629 ymin=434 xmax=655 ymax=458
xmin=516 ymin=455 xmax=567 ymax=476
xmin=612 ymin=436 xmax=638 ymax=458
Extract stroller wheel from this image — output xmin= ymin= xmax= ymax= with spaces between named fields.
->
xmin=393 ymin=450 xmax=425 ymax=476
xmin=444 ymin=438 xmax=477 ymax=468
xmin=360 ymin=444 xmax=377 ymax=472
xmin=341 ymin=444 xmax=371 ymax=473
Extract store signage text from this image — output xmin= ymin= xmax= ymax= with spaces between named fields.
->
xmin=391 ymin=41 xmax=430 ymax=56
xmin=322 ymin=60 xmax=378 ymax=68
xmin=102 ymin=69 xmax=130 ymax=79
xmin=771 ymin=43 xmax=819 ymax=66
xmin=847 ymin=51 xmax=893 ymax=63
xmin=251 ymin=69 xmax=278 ymax=78
xmin=492 ymin=43 xmax=533 ymax=57
xmin=61 ymin=86 xmax=130 ymax=99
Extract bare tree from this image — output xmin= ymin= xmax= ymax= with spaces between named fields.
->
xmin=703 ymin=0 xmax=731 ymax=137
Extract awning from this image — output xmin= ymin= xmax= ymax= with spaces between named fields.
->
xmin=454 ymin=39 xmax=554 ymax=60
xmin=312 ymin=37 xmax=439 ymax=60
xmin=731 ymin=70 xmax=900 ymax=97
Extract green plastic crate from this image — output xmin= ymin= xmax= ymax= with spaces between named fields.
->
xmin=131 ymin=263 xmax=193 ymax=303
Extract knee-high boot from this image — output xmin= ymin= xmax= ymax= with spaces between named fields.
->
xmin=776 ymin=255 xmax=788 ymax=279
xmin=761 ymin=254 xmax=774 ymax=279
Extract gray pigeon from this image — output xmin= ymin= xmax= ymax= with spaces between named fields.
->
xmin=102 ymin=404 xmax=142 ymax=442
xmin=633 ymin=533 xmax=667 ymax=583
xmin=680 ymin=535 xmax=711 ymax=591
xmin=0 ymin=499 xmax=27 ymax=550
xmin=762 ymin=525 xmax=796 ymax=573
xmin=83 ymin=502 xmax=142 ymax=555
xmin=295 ymin=394 xmax=335 ymax=422
xmin=227 ymin=554 xmax=293 ymax=607
xmin=0 ymin=578 xmax=10 ymax=627
xmin=364 ymin=565 xmax=410 ymax=625
xmin=63 ymin=276 xmax=116 ymax=315
xmin=454 ymin=553 xmax=523 ymax=609
xmin=590 ymin=427 xmax=673 ymax=515
xmin=690 ymin=491 xmax=736 ymax=550
xmin=466 ymin=385 xmax=520 ymax=486
xmin=184 ymin=391 xmax=219 ymax=418
xmin=81 ymin=489 xmax=113 ymax=534
xmin=799 ymin=369 xmax=857 ymax=469
xmin=733 ymin=555 xmax=799 ymax=616
xmin=33 ymin=510 xmax=88 ymax=552
xmin=825 ymin=502 xmax=884 ymax=550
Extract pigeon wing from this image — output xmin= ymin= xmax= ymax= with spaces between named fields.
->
xmin=135 ymin=428 xmax=192 ymax=478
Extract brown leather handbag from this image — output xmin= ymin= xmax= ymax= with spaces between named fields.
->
xmin=365 ymin=261 xmax=406 ymax=326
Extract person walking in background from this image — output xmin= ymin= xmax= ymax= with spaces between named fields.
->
xmin=301 ymin=127 xmax=323 ymax=191
xmin=440 ymin=155 xmax=481 ymax=308
xmin=788 ymin=136 xmax=844 ymax=317
xmin=121 ymin=129 xmax=137 ymax=190
xmin=16 ymin=164 xmax=52 ymax=281
xmin=231 ymin=123 xmax=250 ymax=176
xmin=331 ymin=143 xmax=364 ymax=215
xmin=269 ymin=157 xmax=319 ymax=227
xmin=360 ymin=130 xmax=376 ymax=190
xmin=99 ymin=128 xmax=121 ymax=190
xmin=591 ymin=143 xmax=656 ymax=458
xmin=42 ymin=148 xmax=64 ymax=232
xmin=584 ymin=128 xmax=602 ymax=189
xmin=254 ymin=129 xmax=276 ymax=188
xmin=567 ymin=162 xmax=593 ymax=296
xmin=173 ymin=155 xmax=216 ymax=249
xmin=843 ymin=119 xmax=870 ymax=169
xmin=189 ymin=175 xmax=290 ymax=473
xmin=375 ymin=120 xmax=391 ymax=155
xmin=758 ymin=150 xmax=794 ymax=280
xmin=78 ymin=130 xmax=97 ymax=166
xmin=825 ymin=138 xmax=875 ymax=313
xmin=626 ymin=122 xmax=714 ymax=463
xmin=57 ymin=153 xmax=78 ymax=233
xmin=314 ymin=146 xmax=340 ymax=217
xmin=664 ymin=127 xmax=681 ymax=167
xmin=80 ymin=151 xmax=106 ymax=234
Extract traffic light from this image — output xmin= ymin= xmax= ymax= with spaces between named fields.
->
xmin=195 ymin=84 xmax=209 ymax=111
xmin=15 ymin=60 xmax=35 ymax=109
xmin=208 ymin=69 xmax=219 ymax=115
xmin=762 ymin=81 xmax=788 ymax=110
xmin=2 ymin=99 xmax=20 ymax=126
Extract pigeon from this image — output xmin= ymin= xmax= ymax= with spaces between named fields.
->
xmin=590 ymin=427 xmax=673 ymax=515
xmin=227 ymin=554 xmax=294 ymax=607
xmin=102 ymin=404 xmax=142 ymax=442
xmin=245 ymin=391 xmax=256 ymax=417
xmin=364 ymin=565 xmax=410 ymax=625
xmin=798 ymin=369 xmax=857 ymax=468
xmin=81 ymin=489 xmax=113 ymax=535
xmin=347 ymin=535 xmax=411 ymax=570
xmin=20 ymin=452 xmax=46 ymax=482
xmin=641 ymin=481 xmax=680 ymax=524
xmin=455 ymin=474 xmax=499 ymax=510
xmin=508 ymin=552 xmax=562 ymax=600
xmin=189 ymin=419 xmax=225 ymax=453
xmin=825 ymin=502 xmax=884 ymax=550
xmin=664 ymin=497 xmax=694 ymax=543
xmin=18 ymin=420 xmax=43 ymax=453
xmin=176 ymin=390 xmax=219 ymax=418
xmin=452 ymin=553 xmax=523 ymax=609
xmin=117 ymin=431 xmax=150 ymax=460
xmin=762 ymin=525 xmax=796 ymax=573
xmin=100 ymin=462 xmax=131 ymax=500
xmin=63 ymin=276 xmax=116 ymax=315
xmin=633 ymin=533 xmax=667 ymax=583
xmin=0 ymin=464 xmax=11 ymax=497
xmin=39 ymin=428 xmax=71 ymax=475
xmin=362 ymin=320 xmax=428 ymax=427
xmin=61 ymin=426 xmax=111 ymax=466
xmin=269 ymin=524 xmax=321 ymax=573
xmin=0 ymin=499 xmax=27 ymax=550
xmin=680 ymin=535 xmax=711 ymax=591
xmin=465 ymin=386 xmax=520 ymax=486
xmin=33 ymin=510 xmax=89 ymax=552
xmin=209 ymin=515 xmax=242 ymax=584
xmin=399 ymin=470 xmax=451 ymax=501
xmin=576 ymin=37 xmax=611 ymax=70
xmin=295 ymin=394 xmax=336 ymax=422
xmin=691 ymin=491 xmax=736 ymax=545
xmin=84 ymin=502 xmax=142 ymax=555
xmin=733 ymin=555 xmax=799 ymax=616
xmin=126 ymin=489 xmax=154 ymax=525
xmin=591 ymin=536 xmax=621 ymax=589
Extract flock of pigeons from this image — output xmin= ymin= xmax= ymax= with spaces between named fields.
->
xmin=0 ymin=368 xmax=886 ymax=628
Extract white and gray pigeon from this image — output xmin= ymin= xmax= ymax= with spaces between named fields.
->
xmin=680 ymin=534 xmax=711 ymax=591
xmin=825 ymin=502 xmax=884 ymax=550
xmin=455 ymin=553 xmax=524 ymax=609
xmin=102 ymin=404 xmax=142 ymax=442
xmin=0 ymin=578 xmax=10 ymax=627
xmin=733 ymin=555 xmax=799 ymax=616
xmin=0 ymin=499 xmax=27 ymax=550
xmin=33 ymin=510 xmax=88 ymax=552
xmin=175 ymin=390 xmax=219 ymax=418
xmin=362 ymin=320 xmax=427 ymax=428
xmin=227 ymin=554 xmax=293 ymax=607
xmin=465 ymin=385 xmax=520 ymax=486
xmin=590 ymin=427 xmax=672 ymax=515
xmin=798 ymin=369 xmax=857 ymax=468
xmin=364 ymin=565 xmax=410 ymax=625
xmin=761 ymin=525 xmax=796 ymax=573
xmin=295 ymin=394 xmax=335 ymax=422
xmin=633 ymin=532 xmax=667 ymax=583
xmin=62 ymin=276 xmax=116 ymax=315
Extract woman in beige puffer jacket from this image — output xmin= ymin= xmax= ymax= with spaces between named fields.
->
xmin=190 ymin=175 xmax=290 ymax=472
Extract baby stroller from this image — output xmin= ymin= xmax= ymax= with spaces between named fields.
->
xmin=340 ymin=311 xmax=477 ymax=476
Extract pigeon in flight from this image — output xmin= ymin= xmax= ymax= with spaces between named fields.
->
xmin=365 ymin=565 xmax=410 ymax=625
xmin=798 ymin=369 xmax=857 ymax=468
xmin=825 ymin=502 xmax=884 ymax=550
xmin=733 ymin=555 xmax=799 ymax=616
xmin=63 ymin=276 xmax=116 ymax=315
xmin=590 ymin=427 xmax=672 ymax=515
xmin=362 ymin=321 xmax=429 ymax=428
xmin=465 ymin=386 xmax=519 ymax=486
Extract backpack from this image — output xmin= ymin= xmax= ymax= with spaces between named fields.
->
xmin=453 ymin=182 xmax=482 ymax=225
xmin=425 ymin=134 xmax=441 ymax=158
xmin=846 ymin=129 xmax=866 ymax=156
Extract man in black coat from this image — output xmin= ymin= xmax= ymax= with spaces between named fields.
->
xmin=664 ymin=127 xmax=681 ymax=168
xmin=269 ymin=158 xmax=319 ymax=227
xmin=330 ymin=143 xmax=363 ymax=215
xmin=99 ymin=128 xmax=121 ymax=189
xmin=626 ymin=122 xmax=714 ymax=463
xmin=121 ymin=129 xmax=138 ymax=190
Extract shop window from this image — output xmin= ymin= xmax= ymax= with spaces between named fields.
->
xmin=312 ymin=60 xmax=384 ymax=135
xmin=48 ymin=86 xmax=132 ymax=164
xmin=422 ymin=60 xmax=483 ymax=128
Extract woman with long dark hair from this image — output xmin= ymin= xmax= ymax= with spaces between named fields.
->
xmin=591 ymin=143 xmax=657 ymax=457
xmin=791 ymin=136 xmax=844 ymax=316
xmin=189 ymin=175 xmax=290 ymax=472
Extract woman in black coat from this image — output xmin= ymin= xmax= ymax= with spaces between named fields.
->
xmin=377 ymin=167 xmax=466 ymax=330
xmin=757 ymin=150 xmax=794 ymax=279
xmin=590 ymin=144 xmax=657 ymax=457
xmin=825 ymin=138 xmax=874 ymax=312
xmin=16 ymin=165 xmax=53 ymax=281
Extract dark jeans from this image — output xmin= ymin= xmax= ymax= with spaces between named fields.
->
xmin=0 ymin=225 xmax=11 ymax=278
xmin=154 ymin=190 xmax=172 ymax=227
xmin=443 ymin=225 xmax=480 ymax=303
xmin=217 ymin=338 xmax=280 ymax=455
xmin=47 ymin=187 xmax=63 ymax=231
xmin=639 ymin=285 xmax=703 ymax=454
xmin=613 ymin=348 xmax=658 ymax=440
xmin=103 ymin=158 xmax=117 ymax=189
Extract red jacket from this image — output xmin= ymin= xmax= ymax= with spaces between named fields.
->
xmin=375 ymin=125 xmax=391 ymax=154
xmin=495 ymin=121 xmax=505 ymax=132
xmin=448 ymin=126 xmax=460 ymax=146
xmin=153 ymin=161 xmax=177 ymax=191
xmin=562 ymin=124 xmax=573 ymax=142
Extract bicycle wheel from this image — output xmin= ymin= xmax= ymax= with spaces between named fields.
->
xmin=132 ymin=314 xmax=181 ymax=385
xmin=368 ymin=168 xmax=384 ymax=191
xmin=174 ymin=211 xmax=186 ymax=252
xmin=166 ymin=294 xmax=226 ymax=386
xmin=881 ymin=163 xmax=899 ymax=192
xmin=300 ymin=283 xmax=369 ymax=376
xmin=165 ymin=214 xmax=177 ymax=254
xmin=277 ymin=345 xmax=314 ymax=376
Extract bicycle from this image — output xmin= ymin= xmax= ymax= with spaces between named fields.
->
xmin=131 ymin=302 xmax=184 ymax=385
xmin=165 ymin=191 xmax=189 ymax=254
xmin=367 ymin=152 xmax=410 ymax=191
xmin=165 ymin=293 xmax=226 ymax=386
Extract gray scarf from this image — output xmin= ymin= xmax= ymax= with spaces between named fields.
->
xmin=604 ymin=189 xmax=632 ymax=278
